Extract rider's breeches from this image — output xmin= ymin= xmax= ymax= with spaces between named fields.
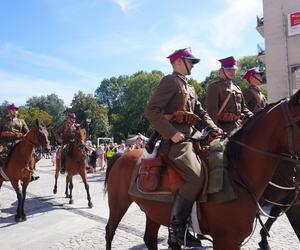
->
xmin=162 ymin=140 xmax=203 ymax=201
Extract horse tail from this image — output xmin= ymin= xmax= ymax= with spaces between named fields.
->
xmin=104 ymin=153 xmax=122 ymax=193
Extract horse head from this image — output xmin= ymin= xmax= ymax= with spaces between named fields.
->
xmin=75 ymin=125 xmax=87 ymax=148
xmin=25 ymin=119 xmax=51 ymax=152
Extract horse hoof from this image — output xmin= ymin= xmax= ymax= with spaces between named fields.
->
xmin=21 ymin=215 xmax=27 ymax=221
xmin=53 ymin=189 xmax=57 ymax=194
xmin=88 ymin=202 xmax=93 ymax=208
xmin=65 ymin=194 xmax=69 ymax=198
xmin=258 ymin=241 xmax=271 ymax=250
xmin=15 ymin=215 xmax=22 ymax=222
xmin=69 ymin=200 xmax=74 ymax=204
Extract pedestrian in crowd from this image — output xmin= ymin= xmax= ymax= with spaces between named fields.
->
xmin=145 ymin=48 xmax=222 ymax=247
xmin=242 ymin=67 xmax=267 ymax=113
xmin=117 ymin=143 xmax=126 ymax=154
xmin=96 ymin=144 xmax=106 ymax=171
xmin=105 ymin=140 xmax=117 ymax=165
xmin=0 ymin=104 xmax=39 ymax=181
xmin=206 ymin=56 xmax=253 ymax=134
xmin=88 ymin=146 xmax=98 ymax=173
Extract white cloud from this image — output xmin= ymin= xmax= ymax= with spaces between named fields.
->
xmin=208 ymin=0 xmax=263 ymax=48
xmin=112 ymin=0 xmax=141 ymax=14
xmin=0 ymin=43 xmax=100 ymax=80
xmin=0 ymin=70 xmax=94 ymax=106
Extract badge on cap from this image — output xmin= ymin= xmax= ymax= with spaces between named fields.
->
xmin=167 ymin=48 xmax=200 ymax=64
xmin=219 ymin=56 xmax=237 ymax=69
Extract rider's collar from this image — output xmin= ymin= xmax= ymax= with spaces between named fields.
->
xmin=173 ymin=71 xmax=188 ymax=83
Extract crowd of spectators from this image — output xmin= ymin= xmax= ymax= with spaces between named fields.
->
xmin=45 ymin=134 xmax=146 ymax=174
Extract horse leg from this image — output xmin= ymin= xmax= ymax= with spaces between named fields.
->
xmin=258 ymin=205 xmax=282 ymax=250
xmin=68 ymin=176 xmax=74 ymax=204
xmin=65 ymin=175 xmax=69 ymax=198
xmin=79 ymin=170 xmax=93 ymax=208
xmin=11 ymin=179 xmax=24 ymax=222
xmin=53 ymin=167 xmax=59 ymax=194
xmin=105 ymin=195 xmax=132 ymax=250
xmin=20 ymin=181 xmax=29 ymax=221
xmin=286 ymin=205 xmax=300 ymax=241
xmin=144 ymin=215 xmax=160 ymax=250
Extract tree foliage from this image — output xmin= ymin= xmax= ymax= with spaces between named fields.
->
xmin=18 ymin=107 xmax=52 ymax=128
xmin=71 ymin=91 xmax=110 ymax=144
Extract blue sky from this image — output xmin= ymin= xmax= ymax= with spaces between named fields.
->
xmin=0 ymin=0 xmax=263 ymax=106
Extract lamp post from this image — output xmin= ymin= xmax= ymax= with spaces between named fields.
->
xmin=86 ymin=118 xmax=91 ymax=141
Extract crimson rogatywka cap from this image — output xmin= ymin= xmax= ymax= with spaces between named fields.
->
xmin=219 ymin=56 xmax=237 ymax=69
xmin=243 ymin=67 xmax=262 ymax=82
xmin=167 ymin=48 xmax=200 ymax=64
xmin=7 ymin=103 xmax=19 ymax=110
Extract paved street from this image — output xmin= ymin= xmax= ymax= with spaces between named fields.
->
xmin=0 ymin=158 xmax=299 ymax=250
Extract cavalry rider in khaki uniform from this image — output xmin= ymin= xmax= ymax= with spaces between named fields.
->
xmin=55 ymin=112 xmax=77 ymax=174
xmin=206 ymin=56 xmax=253 ymax=134
xmin=145 ymin=48 xmax=222 ymax=247
xmin=242 ymin=67 xmax=267 ymax=113
xmin=0 ymin=104 xmax=39 ymax=181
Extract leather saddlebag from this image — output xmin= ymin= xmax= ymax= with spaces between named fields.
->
xmin=137 ymin=157 xmax=163 ymax=192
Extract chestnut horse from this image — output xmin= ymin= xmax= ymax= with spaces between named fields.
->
xmin=258 ymin=160 xmax=300 ymax=249
xmin=104 ymin=90 xmax=300 ymax=250
xmin=0 ymin=120 xmax=51 ymax=222
xmin=53 ymin=123 xmax=93 ymax=208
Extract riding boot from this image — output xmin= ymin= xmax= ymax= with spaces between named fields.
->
xmin=169 ymin=193 xmax=199 ymax=247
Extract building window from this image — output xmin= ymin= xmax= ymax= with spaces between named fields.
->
xmin=291 ymin=64 xmax=300 ymax=94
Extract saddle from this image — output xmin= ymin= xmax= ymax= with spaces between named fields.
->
xmin=133 ymin=138 xmax=237 ymax=203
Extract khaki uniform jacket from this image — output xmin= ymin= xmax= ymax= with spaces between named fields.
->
xmin=55 ymin=121 xmax=77 ymax=144
xmin=0 ymin=116 xmax=29 ymax=144
xmin=206 ymin=79 xmax=253 ymax=133
xmin=242 ymin=85 xmax=267 ymax=114
xmin=146 ymin=72 xmax=218 ymax=140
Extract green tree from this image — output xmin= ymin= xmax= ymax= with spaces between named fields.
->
xmin=112 ymin=70 xmax=164 ymax=139
xmin=26 ymin=94 xmax=65 ymax=118
xmin=0 ymin=101 xmax=9 ymax=118
xmin=95 ymin=75 xmax=129 ymax=124
xmin=71 ymin=91 xmax=110 ymax=144
xmin=26 ymin=94 xmax=66 ymax=144
xmin=18 ymin=107 xmax=52 ymax=128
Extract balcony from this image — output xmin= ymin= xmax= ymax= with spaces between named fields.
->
xmin=256 ymin=16 xmax=264 ymax=37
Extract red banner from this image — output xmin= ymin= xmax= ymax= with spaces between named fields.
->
xmin=290 ymin=12 xmax=300 ymax=27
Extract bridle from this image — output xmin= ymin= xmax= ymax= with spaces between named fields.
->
xmin=23 ymin=126 xmax=49 ymax=149
xmin=232 ymin=99 xmax=300 ymax=218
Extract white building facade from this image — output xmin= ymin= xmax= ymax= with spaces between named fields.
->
xmin=258 ymin=0 xmax=300 ymax=101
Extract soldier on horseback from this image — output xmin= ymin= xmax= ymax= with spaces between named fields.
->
xmin=55 ymin=112 xmax=78 ymax=174
xmin=206 ymin=56 xmax=253 ymax=134
xmin=145 ymin=48 xmax=222 ymax=247
xmin=0 ymin=104 xmax=39 ymax=181
xmin=242 ymin=67 xmax=267 ymax=114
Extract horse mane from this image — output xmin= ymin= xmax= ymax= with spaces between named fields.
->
xmin=104 ymin=153 xmax=122 ymax=193
xmin=225 ymin=99 xmax=284 ymax=165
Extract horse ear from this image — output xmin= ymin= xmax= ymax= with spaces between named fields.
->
xmin=289 ymin=89 xmax=300 ymax=105
xmin=36 ymin=119 xmax=40 ymax=127
xmin=81 ymin=120 xmax=87 ymax=129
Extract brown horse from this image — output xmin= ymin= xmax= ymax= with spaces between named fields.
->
xmin=104 ymin=90 xmax=300 ymax=250
xmin=53 ymin=123 xmax=93 ymax=208
xmin=258 ymin=160 xmax=300 ymax=249
xmin=0 ymin=119 xmax=51 ymax=222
